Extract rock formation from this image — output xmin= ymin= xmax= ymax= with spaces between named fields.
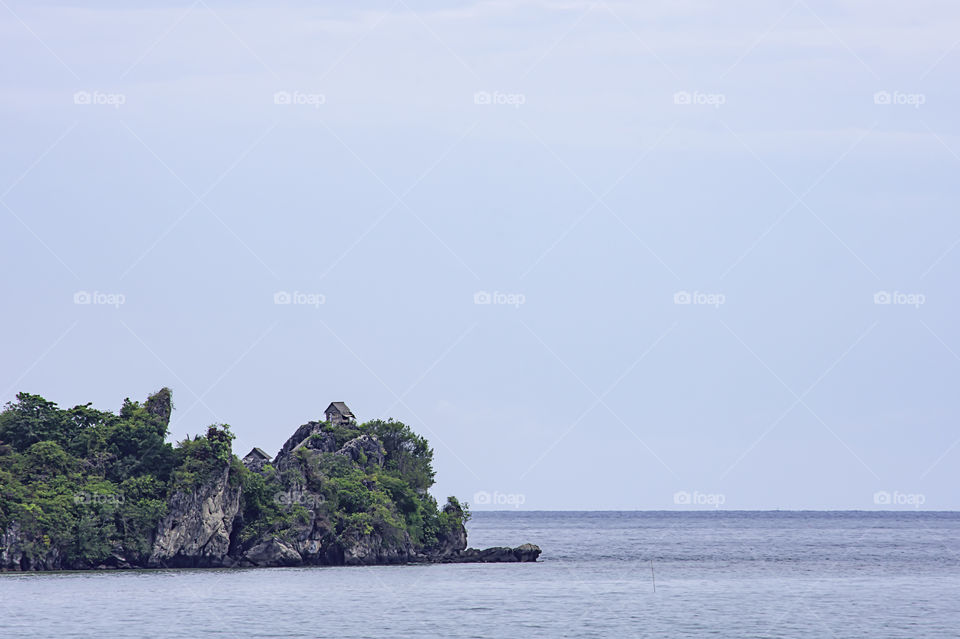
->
xmin=229 ymin=417 xmax=540 ymax=567
xmin=148 ymin=465 xmax=243 ymax=568
xmin=0 ymin=390 xmax=540 ymax=571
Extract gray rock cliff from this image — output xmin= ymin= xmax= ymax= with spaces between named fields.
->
xmin=148 ymin=464 xmax=242 ymax=568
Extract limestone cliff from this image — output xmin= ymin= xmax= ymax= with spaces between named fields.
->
xmin=148 ymin=464 xmax=242 ymax=568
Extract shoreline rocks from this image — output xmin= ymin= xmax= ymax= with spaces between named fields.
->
xmin=441 ymin=544 xmax=542 ymax=563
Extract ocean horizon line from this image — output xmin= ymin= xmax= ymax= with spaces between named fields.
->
xmin=469 ymin=509 xmax=960 ymax=513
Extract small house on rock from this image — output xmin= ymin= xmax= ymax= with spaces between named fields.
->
xmin=242 ymin=447 xmax=272 ymax=470
xmin=325 ymin=402 xmax=355 ymax=425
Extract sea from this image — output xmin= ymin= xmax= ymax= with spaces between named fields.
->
xmin=1 ymin=511 xmax=958 ymax=638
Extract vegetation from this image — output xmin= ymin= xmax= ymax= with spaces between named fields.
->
xmin=0 ymin=391 xmax=180 ymax=567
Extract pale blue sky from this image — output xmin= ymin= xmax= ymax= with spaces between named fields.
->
xmin=1 ymin=0 xmax=958 ymax=509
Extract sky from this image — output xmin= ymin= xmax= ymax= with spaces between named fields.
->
xmin=1 ymin=0 xmax=958 ymax=510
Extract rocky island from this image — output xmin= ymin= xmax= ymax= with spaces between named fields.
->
xmin=0 ymin=389 xmax=540 ymax=571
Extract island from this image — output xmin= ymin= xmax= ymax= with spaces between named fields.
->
xmin=0 ymin=389 xmax=540 ymax=571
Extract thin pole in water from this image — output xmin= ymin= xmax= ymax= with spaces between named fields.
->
xmin=650 ymin=559 xmax=656 ymax=593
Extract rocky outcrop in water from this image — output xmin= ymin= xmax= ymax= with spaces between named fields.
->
xmin=241 ymin=537 xmax=302 ymax=567
xmin=230 ymin=419 xmax=540 ymax=567
xmin=446 ymin=543 xmax=543 ymax=563
xmin=0 ymin=390 xmax=540 ymax=571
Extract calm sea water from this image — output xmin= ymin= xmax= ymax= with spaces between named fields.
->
xmin=2 ymin=511 xmax=958 ymax=638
